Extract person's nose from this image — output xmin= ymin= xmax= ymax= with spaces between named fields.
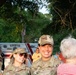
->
xmin=45 ymin=46 xmax=49 ymax=51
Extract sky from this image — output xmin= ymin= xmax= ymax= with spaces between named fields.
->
xmin=39 ymin=0 xmax=49 ymax=14
xmin=25 ymin=0 xmax=49 ymax=14
xmin=39 ymin=6 xmax=49 ymax=14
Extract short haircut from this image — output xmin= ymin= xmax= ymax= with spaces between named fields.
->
xmin=60 ymin=36 xmax=76 ymax=59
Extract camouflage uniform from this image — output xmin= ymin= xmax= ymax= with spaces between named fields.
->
xmin=0 ymin=62 xmax=2 ymax=74
xmin=31 ymin=56 xmax=61 ymax=75
xmin=3 ymin=64 xmax=30 ymax=75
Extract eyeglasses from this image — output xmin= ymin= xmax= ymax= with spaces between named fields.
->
xmin=18 ymin=53 xmax=27 ymax=58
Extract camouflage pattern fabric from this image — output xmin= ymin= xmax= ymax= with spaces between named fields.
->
xmin=3 ymin=64 xmax=30 ymax=75
xmin=31 ymin=56 xmax=61 ymax=75
xmin=0 ymin=62 xmax=2 ymax=74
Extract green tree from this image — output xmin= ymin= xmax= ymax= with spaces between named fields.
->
xmin=43 ymin=0 xmax=76 ymax=34
xmin=0 ymin=0 xmax=50 ymax=42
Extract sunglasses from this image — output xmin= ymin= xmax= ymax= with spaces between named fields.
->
xmin=18 ymin=53 xmax=27 ymax=58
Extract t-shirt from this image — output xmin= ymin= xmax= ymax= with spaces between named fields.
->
xmin=57 ymin=63 xmax=76 ymax=75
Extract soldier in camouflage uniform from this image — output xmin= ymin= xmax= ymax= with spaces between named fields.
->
xmin=31 ymin=35 xmax=61 ymax=75
xmin=3 ymin=48 xmax=30 ymax=75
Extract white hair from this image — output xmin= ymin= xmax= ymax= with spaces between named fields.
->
xmin=60 ymin=36 xmax=76 ymax=59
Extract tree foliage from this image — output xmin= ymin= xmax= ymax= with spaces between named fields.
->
xmin=43 ymin=0 xmax=76 ymax=34
xmin=1 ymin=0 xmax=76 ymax=54
xmin=0 ymin=0 xmax=50 ymax=42
xmin=41 ymin=0 xmax=76 ymax=54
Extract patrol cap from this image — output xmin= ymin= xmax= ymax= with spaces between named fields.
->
xmin=13 ymin=48 xmax=26 ymax=54
xmin=38 ymin=35 xmax=54 ymax=46
xmin=10 ymin=48 xmax=27 ymax=58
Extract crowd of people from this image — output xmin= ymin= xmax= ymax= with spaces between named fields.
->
xmin=0 ymin=34 xmax=76 ymax=75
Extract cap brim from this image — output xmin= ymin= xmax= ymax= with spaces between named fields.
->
xmin=40 ymin=42 xmax=52 ymax=46
xmin=10 ymin=51 xmax=27 ymax=58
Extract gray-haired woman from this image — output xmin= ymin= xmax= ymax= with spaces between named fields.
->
xmin=57 ymin=36 xmax=76 ymax=75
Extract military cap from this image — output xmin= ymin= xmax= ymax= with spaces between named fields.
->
xmin=38 ymin=35 xmax=54 ymax=46
xmin=10 ymin=48 xmax=26 ymax=58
